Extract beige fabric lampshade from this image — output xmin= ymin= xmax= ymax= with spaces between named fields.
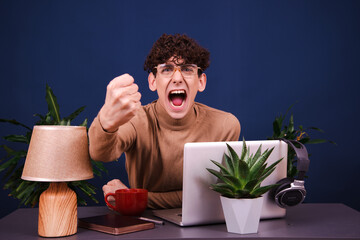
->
xmin=21 ymin=126 xmax=93 ymax=182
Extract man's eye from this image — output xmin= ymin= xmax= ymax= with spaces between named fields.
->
xmin=182 ymin=66 xmax=194 ymax=72
xmin=161 ymin=66 xmax=173 ymax=73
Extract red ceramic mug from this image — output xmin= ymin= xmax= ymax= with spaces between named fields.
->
xmin=105 ymin=189 xmax=148 ymax=216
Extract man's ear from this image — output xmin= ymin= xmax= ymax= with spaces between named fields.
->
xmin=198 ymin=73 xmax=207 ymax=92
xmin=148 ymin=72 xmax=157 ymax=91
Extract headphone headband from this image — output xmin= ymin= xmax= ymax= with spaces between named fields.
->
xmin=279 ymin=138 xmax=310 ymax=180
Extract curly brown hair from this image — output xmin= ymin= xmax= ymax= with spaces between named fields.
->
xmin=144 ymin=33 xmax=210 ymax=75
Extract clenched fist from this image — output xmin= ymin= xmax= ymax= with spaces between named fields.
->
xmin=99 ymin=74 xmax=142 ymax=132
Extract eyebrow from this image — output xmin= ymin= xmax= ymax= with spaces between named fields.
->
xmin=164 ymin=63 xmax=193 ymax=66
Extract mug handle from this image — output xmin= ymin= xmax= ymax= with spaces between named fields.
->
xmin=104 ymin=193 xmax=116 ymax=211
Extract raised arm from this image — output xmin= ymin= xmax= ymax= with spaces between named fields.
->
xmin=89 ymin=74 xmax=141 ymax=162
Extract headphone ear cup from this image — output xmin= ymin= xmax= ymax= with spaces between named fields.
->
xmin=271 ymin=178 xmax=293 ymax=199
xmin=272 ymin=178 xmax=293 ymax=208
xmin=274 ymin=177 xmax=306 ymax=208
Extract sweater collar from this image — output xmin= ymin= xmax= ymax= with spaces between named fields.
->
xmin=154 ymin=100 xmax=197 ymax=131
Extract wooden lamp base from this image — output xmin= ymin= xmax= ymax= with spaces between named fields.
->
xmin=38 ymin=182 xmax=78 ymax=237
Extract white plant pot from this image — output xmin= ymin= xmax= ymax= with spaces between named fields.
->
xmin=220 ymin=196 xmax=264 ymax=234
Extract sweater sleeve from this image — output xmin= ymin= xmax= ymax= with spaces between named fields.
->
xmin=223 ymin=113 xmax=241 ymax=141
xmin=88 ymin=114 xmax=136 ymax=162
xmin=147 ymin=191 xmax=182 ymax=209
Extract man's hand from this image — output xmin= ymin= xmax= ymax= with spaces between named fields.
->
xmin=99 ymin=74 xmax=142 ymax=132
xmin=103 ymin=179 xmax=129 ymax=202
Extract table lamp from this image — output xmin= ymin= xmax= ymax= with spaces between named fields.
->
xmin=21 ymin=126 xmax=94 ymax=237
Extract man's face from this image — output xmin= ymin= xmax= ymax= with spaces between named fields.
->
xmin=148 ymin=58 xmax=207 ymax=119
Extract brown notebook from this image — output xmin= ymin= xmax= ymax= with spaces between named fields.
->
xmin=78 ymin=213 xmax=155 ymax=235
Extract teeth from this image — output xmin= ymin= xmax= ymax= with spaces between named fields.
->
xmin=170 ymin=90 xmax=185 ymax=95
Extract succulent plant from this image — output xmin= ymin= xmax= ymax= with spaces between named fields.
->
xmin=207 ymin=139 xmax=282 ymax=199
xmin=0 ymin=84 xmax=107 ymax=207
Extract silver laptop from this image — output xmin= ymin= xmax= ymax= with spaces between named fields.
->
xmin=153 ymin=140 xmax=288 ymax=226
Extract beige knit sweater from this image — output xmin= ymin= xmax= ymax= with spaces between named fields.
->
xmin=89 ymin=101 xmax=240 ymax=209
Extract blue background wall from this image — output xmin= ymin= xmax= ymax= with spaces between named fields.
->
xmin=1 ymin=0 xmax=359 ymax=218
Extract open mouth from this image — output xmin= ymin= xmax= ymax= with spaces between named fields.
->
xmin=169 ymin=90 xmax=187 ymax=108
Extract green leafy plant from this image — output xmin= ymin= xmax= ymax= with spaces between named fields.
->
xmin=267 ymin=105 xmax=335 ymax=178
xmin=207 ymin=139 xmax=282 ymax=199
xmin=0 ymin=84 xmax=108 ymax=207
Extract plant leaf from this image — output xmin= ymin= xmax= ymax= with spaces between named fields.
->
xmin=0 ymin=151 xmax=26 ymax=172
xmin=45 ymin=84 xmax=61 ymax=123
xmin=91 ymin=159 xmax=108 ymax=175
xmin=288 ymin=114 xmax=294 ymax=133
xmin=3 ymin=135 xmax=29 ymax=144
xmin=210 ymin=184 xmax=234 ymax=198
xmin=306 ymin=139 xmax=327 ymax=144
xmin=234 ymin=189 xmax=251 ymax=198
xmin=69 ymin=181 xmax=99 ymax=205
xmin=75 ymin=181 xmax=96 ymax=195
xmin=244 ymin=179 xmax=260 ymax=192
xmin=223 ymin=174 xmax=242 ymax=189
xmin=249 ymin=163 xmax=266 ymax=181
xmin=244 ymin=146 xmax=250 ymax=164
xmin=210 ymin=160 xmax=230 ymax=175
xmin=2 ymin=162 xmax=18 ymax=180
xmin=17 ymin=182 xmax=36 ymax=200
xmin=0 ymin=119 xmax=31 ymax=130
xmin=238 ymin=139 xmax=247 ymax=163
xmin=259 ymin=158 xmax=283 ymax=182
xmin=223 ymin=153 xmax=235 ymax=175
xmin=307 ymin=126 xmax=325 ymax=133
xmin=249 ymin=147 xmax=274 ymax=174
xmin=248 ymin=144 xmax=262 ymax=168
xmin=273 ymin=118 xmax=281 ymax=137
xmin=250 ymin=184 xmax=278 ymax=197
xmin=227 ymin=143 xmax=241 ymax=178
xmin=211 ymin=183 xmax=236 ymax=192
xmin=238 ymin=160 xmax=249 ymax=186
xmin=207 ymin=168 xmax=236 ymax=187
xmin=64 ymin=106 xmax=86 ymax=122
xmin=0 ymin=144 xmax=16 ymax=156
xmin=80 ymin=118 xmax=88 ymax=127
